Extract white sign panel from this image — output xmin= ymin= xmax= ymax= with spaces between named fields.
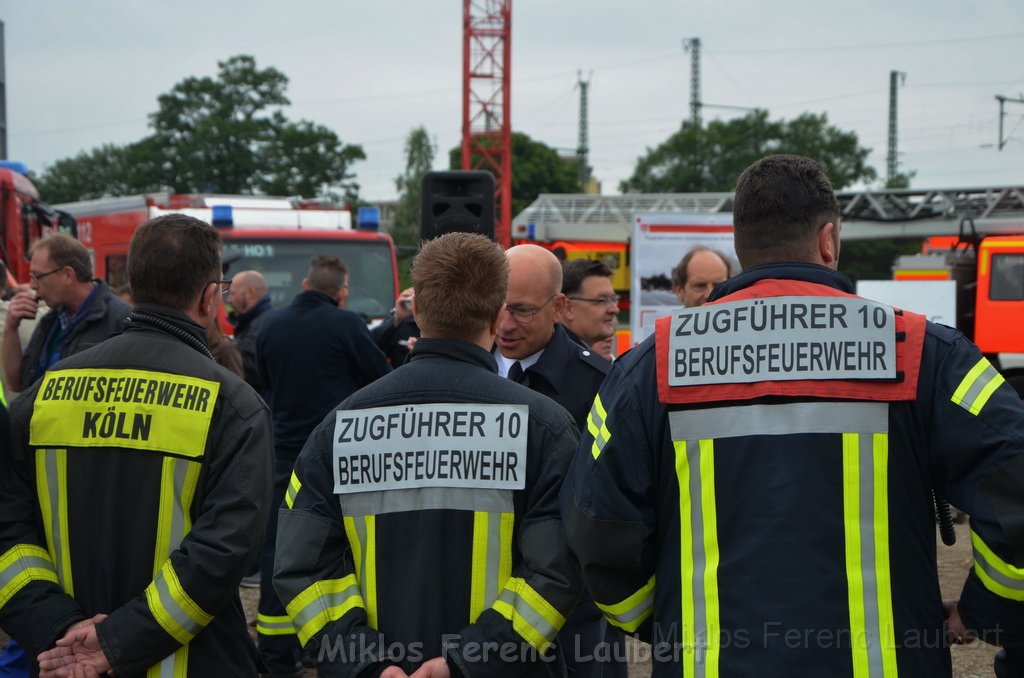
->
xmin=856 ymin=280 xmax=956 ymax=326
xmin=667 ymin=296 xmax=897 ymax=386
xmin=630 ymin=213 xmax=737 ymax=345
xmin=333 ymin=403 xmax=528 ymax=494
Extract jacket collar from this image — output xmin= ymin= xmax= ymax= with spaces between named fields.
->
xmin=127 ymin=302 xmax=209 ymax=347
xmin=709 ymin=262 xmax=855 ymax=302
xmin=517 ymin=324 xmax=575 ymax=394
xmin=292 ymin=289 xmax=338 ymax=307
xmin=409 ymin=338 xmax=499 ymax=373
xmin=233 ymin=295 xmax=273 ymax=330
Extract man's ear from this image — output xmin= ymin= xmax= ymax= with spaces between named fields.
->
xmin=818 ymin=221 xmax=840 ymax=268
xmin=552 ymin=293 xmax=568 ymax=322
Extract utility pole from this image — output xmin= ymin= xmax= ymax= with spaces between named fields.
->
xmin=887 ymin=70 xmax=906 ymax=185
xmin=996 ymin=94 xmax=1024 ymax=151
xmin=0 ymin=21 xmax=7 ymax=159
xmin=684 ymin=38 xmax=701 ymax=129
xmin=576 ymin=71 xmax=590 ymax=190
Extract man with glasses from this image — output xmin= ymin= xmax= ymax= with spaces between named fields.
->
xmin=561 ymin=259 xmax=620 ymax=359
xmin=496 ymin=244 xmax=619 ymax=677
xmin=2 ymin=232 xmax=129 ymax=394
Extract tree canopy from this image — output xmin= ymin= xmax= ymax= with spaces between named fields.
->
xmin=621 ymin=110 xmax=877 ymax=193
xmin=36 ymin=55 xmax=365 ymax=203
xmin=449 ymin=132 xmax=580 ymax=217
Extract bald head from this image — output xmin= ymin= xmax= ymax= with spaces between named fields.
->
xmin=227 ymin=270 xmax=269 ymax=314
xmin=497 ymin=245 xmax=567 ymax=360
xmin=506 ymin=245 xmax=562 ymax=296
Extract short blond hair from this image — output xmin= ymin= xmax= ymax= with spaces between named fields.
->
xmin=412 ymin=233 xmax=507 ymax=338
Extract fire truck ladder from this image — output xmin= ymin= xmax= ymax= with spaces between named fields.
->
xmin=513 ymin=186 xmax=1024 ymax=243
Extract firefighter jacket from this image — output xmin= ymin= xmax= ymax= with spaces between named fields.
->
xmin=273 ymin=338 xmax=583 ymax=677
xmin=562 ymin=262 xmax=1024 ymax=678
xmin=0 ymin=303 xmax=274 ymax=677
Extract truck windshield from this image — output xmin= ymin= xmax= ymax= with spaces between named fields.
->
xmin=221 ymin=238 xmax=395 ymax=319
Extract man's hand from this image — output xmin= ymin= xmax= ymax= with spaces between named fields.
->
xmin=5 ymin=291 xmax=38 ymax=329
xmin=943 ymin=599 xmax=976 ymax=645
xmin=380 ymin=667 xmax=411 ymax=678
xmin=409 ymin=657 xmax=450 ymax=678
xmin=38 ymin=614 xmax=113 ymax=678
xmin=394 ymin=288 xmax=415 ymax=324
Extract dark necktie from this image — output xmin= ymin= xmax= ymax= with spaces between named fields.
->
xmin=507 ymin=361 xmax=524 ymax=382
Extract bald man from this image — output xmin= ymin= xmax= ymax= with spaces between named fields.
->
xmin=671 ymin=246 xmax=732 ymax=308
xmin=227 ymin=270 xmax=272 ymax=392
xmin=496 ymin=245 xmax=623 ymax=678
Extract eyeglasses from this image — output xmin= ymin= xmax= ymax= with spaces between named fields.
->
xmin=30 ymin=267 xmax=64 ymax=282
xmin=567 ymin=294 xmax=620 ymax=307
xmin=215 ymin=279 xmax=232 ymax=299
xmin=504 ymin=294 xmax=556 ymax=324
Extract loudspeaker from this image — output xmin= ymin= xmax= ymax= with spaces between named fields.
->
xmin=420 ymin=170 xmax=495 ymax=241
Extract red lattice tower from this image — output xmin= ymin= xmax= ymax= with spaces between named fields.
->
xmin=462 ymin=0 xmax=512 ymax=247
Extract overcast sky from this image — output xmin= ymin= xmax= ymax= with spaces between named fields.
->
xmin=2 ymin=1 xmax=1022 ymax=205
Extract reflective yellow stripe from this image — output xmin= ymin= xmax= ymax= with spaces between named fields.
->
xmin=843 ymin=433 xmax=897 ymax=678
xmin=344 ymin=516 xmax=378 ymax=629
xmin=285 ymin=575 xmax=365 ymax=646
xmin=285 ymin=471 xmax=302 ymax=509
xmin=0 ymin=544 xmax=58 ymax=609
xmin=35 ymin=449 xmax=73 ymax=595
xmin=674 ymin=439 xmax=720 ymax=678
xmin=153 ymin=457 xmax=202 ymax=574
xmin=146 ymin=645 xmax=188 ymax=678
xmin=595 ymin=575 xmax=655 ymax=633
xmin=493 ymin=577 xmax=566 ymax=652
xmin=971 ymin=531 xmax=1024 ymax=601
xmin=951 ymin=357 xmax=1005 ymax=415
xmin=469 ymin=511 xmax=513 ymax=624
xmin=470 ymin=512 xmax=489 ymax=622
xmin=30 ymin=368 xmax=219 ymax=457
xmin=699 ymin=439 xmax=721 ymax=676
xmin=588 ymin=396 xmax=612 ymax=460
xmin=145 ymin=560 xmax=214 ymax=645
xmin=257 ymin=613 xmax=298 ymax=637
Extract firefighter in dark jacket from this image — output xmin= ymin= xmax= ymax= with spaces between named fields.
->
xmin=0 ymin=213 xmax=273 ymax=676
xmin=274 ymin=232 xmax=582 ymax=678
xmin=562 ymin=154 xmax=1024 ymax=677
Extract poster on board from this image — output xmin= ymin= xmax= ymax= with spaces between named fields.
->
xmin=630 ymin=212 xmax=737 ymax=345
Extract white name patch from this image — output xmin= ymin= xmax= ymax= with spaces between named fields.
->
xmin=668 ymin=296 xmax=897 ymax=386
xmin=333 ymin=403 xmax=528 ymax=494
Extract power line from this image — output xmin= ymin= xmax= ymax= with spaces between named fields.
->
xmin=715 ymin=32 xmax=1024 ymax=55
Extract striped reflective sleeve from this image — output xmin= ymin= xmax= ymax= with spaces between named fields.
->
xmin=951 ymin=357 xmax=1005 ymax=416
xmin=284 ymin=574 xmax=365 ymax=646
xmin=144 ymin=560 xmax=214 ymax=645
xmin=0 ymin=544 xmax=59 ymax=609
xmin=594 ymin=575 xmax=655 ymax=633
xmin=971 ymin=530 xmax=1024 ymax=601
xmin=492 ymin=577 xmax=567 ymax=653
xmin=587 ymin=395 xmax=612 ymax=460
xmin=285 ymin=471 xmax=302 ymax=509
xmin=257 ymin=613 xmax=298 ymax=637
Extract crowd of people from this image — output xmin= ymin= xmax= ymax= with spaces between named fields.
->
xmin=0 ymin=154 xmax=1022 ymax=678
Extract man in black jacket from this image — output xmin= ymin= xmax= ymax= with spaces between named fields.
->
xmin=1 ymin=213 xmax=273 ymax=676
xmin=255 ymin=255 xmax=391 ymax=676
xmin=227 ymin=269 xmax=273 ymax=392
xmin=274 ymin=232 xmax=582 ymax=677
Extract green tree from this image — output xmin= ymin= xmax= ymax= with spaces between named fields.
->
xmin=622 ymin=110 xmax=877 ymax=192
xmin=37 ymin=55 xmax=365 ymax=202
xmin=450 ymin=132 xmax=580 ymax=217
xmin=393 ymin=127 xmax=436 ymax=287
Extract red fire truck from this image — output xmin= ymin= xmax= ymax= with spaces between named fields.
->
xmin=0 ymin=162 xmax=76 ymax=286
xmin=55 ymin=194 xmax=399 ymax=321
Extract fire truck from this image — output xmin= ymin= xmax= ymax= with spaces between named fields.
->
xmin=0 ymin=161 xmax=76 ymax=286
xmin=514 ymin=186 xmax=1024 ymax=389
xmin=55 ymin=194 xmax=399 ymax=322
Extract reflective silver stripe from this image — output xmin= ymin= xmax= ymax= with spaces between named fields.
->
xmin=856 ymin=433 xmax=885 ymax=677
xmin=496 ymin=586 xmax=560 ymax=646
xmin=973 ymin=541 xmax=1024 ymax=597
xmin=587 ymin=398 xmax=611 ymax=458
xmin=0 ymin=553 xmax=54 ymax=594
xmin=953 ymin=360 xmax=1004 ymax=415
xmin=168 ymin=459 xmax=190 ymax=554
xmin=151 ymin=566 xmax=205 ymax=639
xmin=680 ymin=440 xmax=713 ymax=677
xmin=38 ymin=450 xmax=72 ymax=594
xmin=338 ymin=487 xmax=514 ymax=517
xmin=669 ymin=402 xmax=889 ymax=440
xmin=484 ymin=512 xmax=504 ymax=609
xmin=290 ymin=578 xmax=362 ymax=634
